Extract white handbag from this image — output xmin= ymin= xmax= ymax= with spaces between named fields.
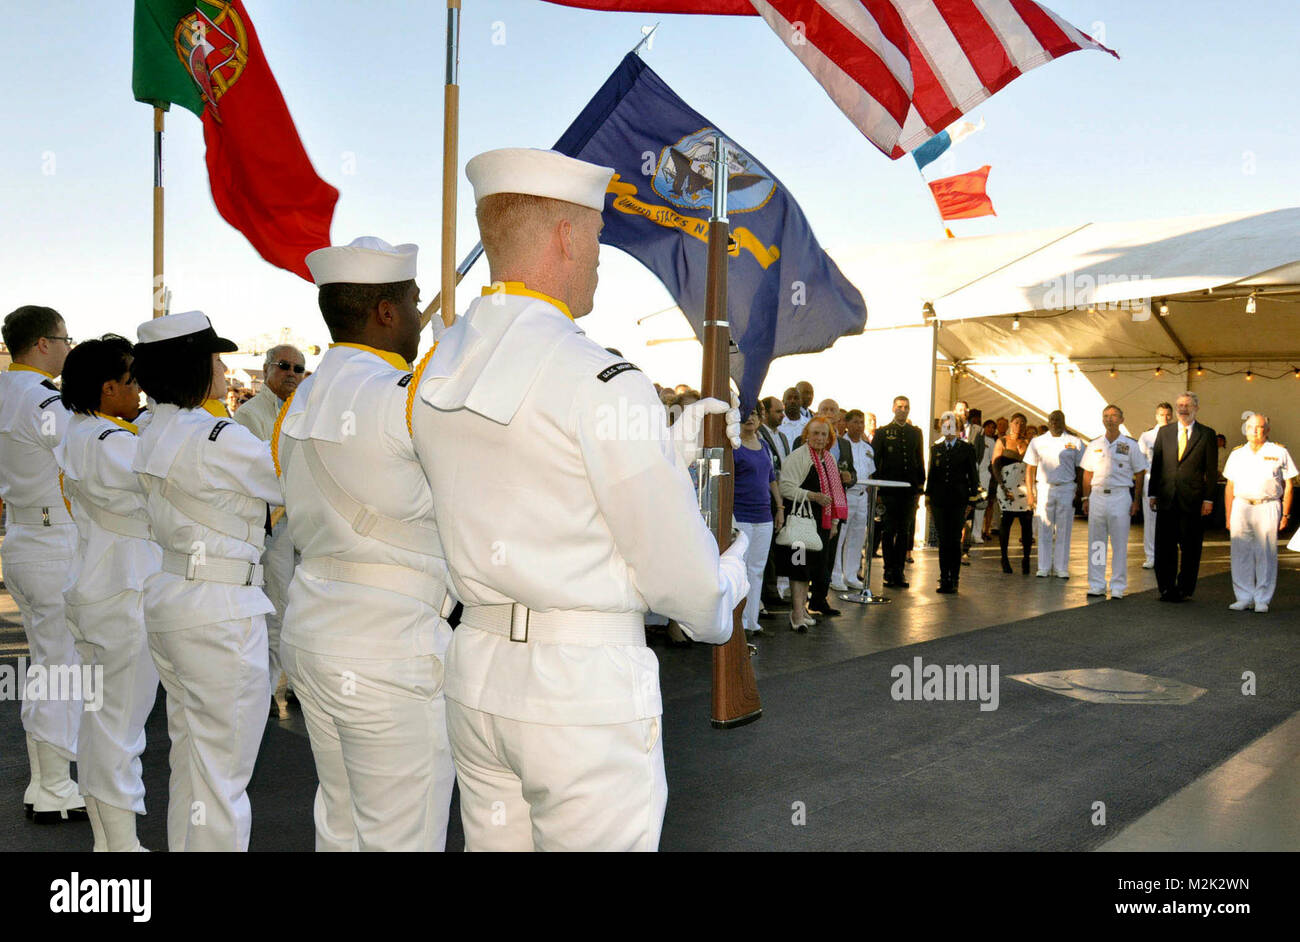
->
xmin=775 ymin=496 xmax=823 ymax=551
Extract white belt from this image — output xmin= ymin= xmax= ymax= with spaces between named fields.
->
xmin=162 ymin=550 xmax=264 ymax=587
xmin=7 ymin=504 xmax=73 ymax=527
xmin=62 ymin=481 xmax=152 ymax=540
xmin=1046 ymin=480 xmax=1075 ymax=487
xmin=459 ymin=604 xmax=646 ymax=646
xmin=300 ymin=556 xmax=455 ymax=616
xmin=1242 ymin=497 xmax=1280 ymax=506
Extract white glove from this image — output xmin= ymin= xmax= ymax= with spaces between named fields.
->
xmin=673 ymin=393 xmax=741 ymax=468
xmin=680 ymin=529 xmax=750 ymax=644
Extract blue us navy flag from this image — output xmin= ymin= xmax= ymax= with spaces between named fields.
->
xmin=552 ymin=53 xmax=867 ymax=409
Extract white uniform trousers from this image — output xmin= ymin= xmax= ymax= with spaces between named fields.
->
xmin=735 ymin=521 xmax=773 ymax=632
xmin=65 ymin=590 xmax=158 ymax=813
xmin=4 ymin=556 xmax=82 ymax=763
xmin=1087 ymin=490 xmax=1132 ymax=595
xmin=1230 ymin=500 xmax=1282 ymax=607
xmin=447 ymin=699 xmax=667 ymax=852
xmin=1142 ymin=483 xmax=1157 ymax=566
xmin=1036 ymin=483 xmax=1076 ymax=575
xmin=260 ymin=519 xmax=296 ymax=693
xmin=280 ymin=643 xmax=456 ymax=852
xmin=147 ymin=616 xmax=269 ymax=851
xmin=973 ymin=466 xmax=992 ymax=539
xmin=831 ymin=490 xmax=870 ymax=587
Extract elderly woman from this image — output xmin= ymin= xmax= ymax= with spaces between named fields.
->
xmin=777 ymin=416 xmax=848 ymax=630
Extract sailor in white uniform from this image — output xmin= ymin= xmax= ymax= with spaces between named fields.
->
xmin=409 ymin=148 xmax=749 ymax=851
xmin=53 ymin=335 xmax=160 ymax=850
xmin=131 ymin=311 xmax=282 ymax=851
xmin=233 ymin=345 xmax=305 ymax=708
xmin=0 ymin=305 xmax=86 ymax=824
xmin=1224 ymin=414 xmax=1296 ymax=613
xmin=277 ymin=237 xmax=456 ymax=851
xmin=1080 ymin=404 xmax=1147 ymax=600
xmin=1137 ymin=402 xmax=1173 ymax=568
xmin=1023 ymin=410 xmax=1083 ymax=578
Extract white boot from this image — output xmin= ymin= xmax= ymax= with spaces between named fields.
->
xmin=31 ymin=741 xmax=87 ymax=824
xmin=98 ymin=801 xmax=145 ymax=852
xmin=84 ymin=796 xmax=109 ymax=851
xmin=23 ymin=733 xmax=41 ymax=819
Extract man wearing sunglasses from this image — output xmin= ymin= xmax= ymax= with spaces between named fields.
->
xmin=233 ymin=344 xmax=306 ymax=714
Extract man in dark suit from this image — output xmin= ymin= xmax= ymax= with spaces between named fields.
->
xmin=926 ymin=412 xmax=980 ymax=593
xmin=873 ymin=395 xmax=926 ymax=588
xmin=1147 ymin=391 xmax=1218 ymax=601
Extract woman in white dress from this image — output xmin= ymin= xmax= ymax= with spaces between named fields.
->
xmin=992 ymin=413 xmax=1034 ymax=573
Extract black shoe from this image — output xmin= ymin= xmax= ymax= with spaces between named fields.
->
xmin=1022 ymin=557 xmax=1031 ymax=574
xmin=33 ymin=807 xmax=89 ymax=825
xmin=893 ymin=579 xmax=910 ymax=589
xmin=1001 ymin=557 xmax=1013 ymax=574
xmin=1086 ymin=591 xmax=1106 ymax=598
xmin=819 ymin=605 xmax=842 ymax=616
xmin=1159 ymin=591 xmax=1184 ymax=603
xmin=24 ymin=803 xmax=33 ymax=819
xmin=936 ymin=584 xmax=955 ymax=594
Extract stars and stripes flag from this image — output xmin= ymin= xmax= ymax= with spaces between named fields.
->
xmin=541 ymin=1 xmax=1117 ymax=159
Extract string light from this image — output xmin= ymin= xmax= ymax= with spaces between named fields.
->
xmin=1012 ymin=315 xmax=1021 ymax=331
xmin=1154 ymin=366 xmax=1163 ymax=376
xmin=1246 ymin=370 xmax=1254 ymax=381
xmin=1196 ymin=364 xmax=1205 ymax=376
xmin=1157 ymin=299 xmax=1170 ymax=316
xmin=1246 ymin=291 xmax=1257 ymax=314
xmin=1109 ymin=366 xmax=1117 ymax=378
xmin=1293 ymin=367 xmax=1300 ymax=379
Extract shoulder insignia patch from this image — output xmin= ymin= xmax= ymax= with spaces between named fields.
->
xmin=209 ymin=420 xmax=231 ymax=442
xmin=397 ymin=373 xmax=413 ymax=388
xmin=597 ymin=361 xmax=640 ymax=383
xmin=97 ymin=427 xmax=128 ymax=441
xmin=40 ymin=379 xmax=60 ymax=392
xmin=39 ymin=394 xmax=62 ymax=409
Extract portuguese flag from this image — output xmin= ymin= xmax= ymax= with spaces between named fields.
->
xmin=132 ymin=0 xmax=336 ymax=281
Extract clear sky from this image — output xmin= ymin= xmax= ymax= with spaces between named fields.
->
xmin=2 ymin=1 xmax=1297 ymax=378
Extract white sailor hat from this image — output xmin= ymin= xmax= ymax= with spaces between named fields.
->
xmin=135 ymin=310 xmax=238 ymax=353
xmin=466 ymin=148 xmax=613 ymax=212
xmin=305 ymin=237 xmax=418 ymax=286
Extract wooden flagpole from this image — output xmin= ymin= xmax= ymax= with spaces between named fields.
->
xmin=702 ymin=135 xmax=761 ymax=729
xmin=153 ymin=107 xmax=166 ymax=317
xmin=438 ymin=0 xmax=462 ymax=329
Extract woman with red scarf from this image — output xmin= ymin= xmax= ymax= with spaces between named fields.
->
xmin=777 ymin=417 xmax=849 ymax=630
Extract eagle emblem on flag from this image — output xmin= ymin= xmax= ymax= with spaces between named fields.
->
xmin=651 ymin=130 xmax=775 ymax=214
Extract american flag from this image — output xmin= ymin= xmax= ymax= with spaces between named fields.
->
xmin=543 ymin=1 xmax=1118 ymax=158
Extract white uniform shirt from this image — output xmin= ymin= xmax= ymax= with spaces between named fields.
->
xmin=411 ymin=288 xmax=726 ymax=725
xmin=133 ymin=403 xmax=282 ymax=631
xmin=277 ymin=344 xmax=451 ymax=660
xmin=778 ymin=413 xmax=809 ymax=445
xmin=1223 ymin=441 xmax=1297 ymax=500
xmin=847 ymin=436 xmax=876 ymax=489
xmin=232 ymin=384 xmax=285 ymax=442
xmin=1081 ymin=433 xmax=1148 ymax=489
xmin=1024 ymin=432 xmax=1084 ymax=485
xmin=54 ymin=413 xmax=160 ymax=606
xmin=1137 ymin=426 xmax=1161 ymax=495
xmin=0 ymin=365 xmax=75 ymax=562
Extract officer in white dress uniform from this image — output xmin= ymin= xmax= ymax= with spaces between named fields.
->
xmin=831 ymin=409 xmax=876 ymax=590
xmin=1080 ymin=404 xmax=1147 ymax=599
xmin=1137 ymin=402 xmax=1173 ymax=568
xmin=54 ymin=335 xmax=161 ymax=850
xmin=277 ymin=237 xmax=456 ymax=851
xmin=409 ymin=148 xmax=749 ymax=851
xmin=1224 ymin=414 xmax=1296 ymax=613
xmin=1023 ymin=410 xmax=1083 ymax=578
xmin=233 ymin=345 xmax=305 ymax=705
xmin=0 ymin=305 xmax=86 ymax=823
xmin=131 ymin=311 xmax=282 ymax=851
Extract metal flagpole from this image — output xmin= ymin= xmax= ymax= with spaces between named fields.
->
xmin=153 ymin=107 xmax=166 ymax=318
xmin=698 ymin=134 xmax=761 ymax=729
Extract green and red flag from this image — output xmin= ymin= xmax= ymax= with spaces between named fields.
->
xmin=132 ymin=0 xmax=337 ymax=281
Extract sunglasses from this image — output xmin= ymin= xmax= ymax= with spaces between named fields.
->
xmin=272 ymin=360 xmax=306 ymax=373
